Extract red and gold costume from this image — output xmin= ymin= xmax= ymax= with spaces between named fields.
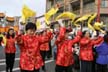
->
xmin=79 ymin=36 xmax=103 ymax=61
xmin=5 ymin=37 xmax=16 ymax=53
xmin=55 ymin=27 xmax=82 ymax=66
xmin=39 ymin=31 xmax=53 ymax=51
xmin=17 ymin=34 xmax=51 ymax=71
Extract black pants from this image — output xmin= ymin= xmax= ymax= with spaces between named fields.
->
xmin=21 ymin=69 xmax=39 ymax=72
xmin=80 ymin=60 xmax=93 ymax=72
xmin=40 ymin=51 xmax=48 ymax=71
xmin=47 ymin=42 xmax=52 ymax=58
xmin=55 ymin=65 xmax=73 ymax=72
xmin=96 ymin=63 xmax=107 ymax=72
xmin=5 ymin=53 xmax=15 ymax=72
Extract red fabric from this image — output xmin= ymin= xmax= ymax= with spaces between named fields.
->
xmin=79 ymin=36 xmax=103 ymax=61
xmin=40 ymin=31 xmax=53 ymax=51
xmin=56 ymin=27 xmax=81 ymax=66
xmin=5 ymin=37 xmax=16 ymax=53
xmin=17 ymin=35 xmax=50 ymax=70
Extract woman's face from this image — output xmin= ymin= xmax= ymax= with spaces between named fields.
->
xmin=84 ymin=31 xmax=90 ymax=38
xmin=9 ymin=29 xmax=14 ymax=35
xmin=27 ymin=29 xmax=35 ymax=35
xmin=42 ymin=30 xmax=47 ymax=36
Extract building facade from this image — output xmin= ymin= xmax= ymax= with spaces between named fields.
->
xmin=0 ymin=13 xmax=20 ymax=32
xmin=46 ymin=0 xmax=108 ymax=26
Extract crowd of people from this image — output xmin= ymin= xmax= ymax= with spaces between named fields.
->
xmin=0 ymin=19 xmax=108 ymax=72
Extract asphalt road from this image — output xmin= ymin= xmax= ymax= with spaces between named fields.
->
xmin=0 ymin=45 xmax=80 ymax=72
xmin=0 ymin=45 xmax=55 ymax=72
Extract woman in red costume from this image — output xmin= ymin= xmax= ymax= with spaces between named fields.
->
xmin=17 ymin=22 xmax=52 ymax=72
xmin=5 ymin=28 xmax=16 ymax=72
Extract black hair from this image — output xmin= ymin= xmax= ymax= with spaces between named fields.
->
xmin=104 ymin=34 xmax=108 ymax=43
xmin=66 ymin=28 xmax=72 ymax=33
xmin=0 ymin=37 xmax=3 ymax=43
xmin=66 ymin=29 xmax=70 ymax=33
xmin=25 ymin=22 xmax=37 ymax=31
xmin=82 ymin=30 xmax=91 ymax=37
xmin=96 ymin=30 xmax=99 ymax=37
xmin=6 ymin=28 xmax=15 ymax=39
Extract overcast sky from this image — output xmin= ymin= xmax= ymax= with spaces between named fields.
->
xmin=0 ymin=0 xmax=46 ymax=17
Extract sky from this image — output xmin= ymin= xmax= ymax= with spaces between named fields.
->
xmin=0 ymin=0 xmax=46 ymax=17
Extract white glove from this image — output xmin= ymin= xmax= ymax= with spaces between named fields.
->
xmin=99 ymin=33 xmax=105 ymax=37
xmin=58 ymin=19 xmax=64 ymax=27
xmin=92 ymin=31 xmax=97 ymax=38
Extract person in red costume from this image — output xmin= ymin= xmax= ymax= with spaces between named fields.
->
xmin=5 ymin=27 xmax=16 ymax=72
xmin=16 ymin=22 xmax=52 ymax=72
xmin=55 ymin=20 xmax=82 ymax=72
xmin=79 ymin=31 xmax=103 ymax=72
xmin=39 ymin=29 xmax=53 ymax=72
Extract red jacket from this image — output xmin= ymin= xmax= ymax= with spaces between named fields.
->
xmin=40 ymin=31 xmax=53 ymax=51
xmin=17 ymin=34 xmax=50 ymax=70
xmin=55 ymin=27 xmax=81 ymax=67
xmin=5 ymin=37 xmax=16 ymax=53
xmin=79 ymin=37 xmax=103 ymax=61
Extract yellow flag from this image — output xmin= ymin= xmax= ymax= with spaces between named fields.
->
xmin=21 ymin=15 xmax=26 ymax=23
xmin=87 ymin=13 xmax=97 ymax=31
xmin=74 ymin=14 xmax=91 ymax=26
xmin=88 ymin=13 xmax=97 ymax=24
xmin=75 ymin=14 xmax=91 ymax=22
xmin=45 ymin=7 xmax=59 ymax=25
xmin=36 ymin=20 xmax=41 ymax=30
xmin=0 ymin=34 xmax=6 ymax=46
xmin=87 ymin=13 xmax=105 ymax=33
xmin=56 ymin=12 xmax=76 ymax=22
xmin=93 ymin=22 xmax=105 ymax=33
xmin=88 ymin=23 xmax=95 ymax=31
xmin=22 ymin=5 xmax=36 ymax=23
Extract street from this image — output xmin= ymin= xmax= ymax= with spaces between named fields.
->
xmin=0 ymin=46 xmax=55 ymax=72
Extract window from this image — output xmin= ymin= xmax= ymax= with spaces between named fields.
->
xmin=101 ymin=0 xmax=108 ymax=7
xmin=100 ymin=14 xmax=108 ymax=24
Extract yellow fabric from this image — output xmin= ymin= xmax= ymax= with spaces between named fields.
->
xmin=21 ymin=15 xmax=26 ymax=24
xmin=45 ymin=8 xmax=59 ymax=25
xmin=93 ymin=22 xmax=105 ymax=33
xmin=74 ymin=14 xmax=91 ymax=26
xmin=0 ymin=34 xmax=6 ymax=46
xmin=22 ymin=4 xmax=36 ymax=24
xmin=87 ymin=13 xmax=97 ymax=31
xmin=56 ymin=12 xmax=76 ymax=22
xmin=75 ymin=14 xmax=91 ymax=22
xmin=36 ymin=20 xmax=41 ymax=29
xmin=87 ymin=13 xmax=105 ymax=33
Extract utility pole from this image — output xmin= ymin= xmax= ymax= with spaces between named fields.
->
xmin=97 ymin=0 xmax=101 ymax=22
xmin=80 ymin=0 xmax=83 ymax=29
xmin=64 ymin=0 xmax=66 ymax=12
xmin=80 ymin=0 xmax=83 ymax=16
